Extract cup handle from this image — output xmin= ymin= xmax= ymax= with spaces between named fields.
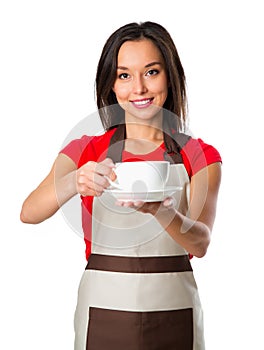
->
xmin=105 ymin=176 xmax=124 ymax=190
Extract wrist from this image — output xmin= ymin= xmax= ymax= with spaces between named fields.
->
xmin=55 ymin=171 xmax=78 ymax=206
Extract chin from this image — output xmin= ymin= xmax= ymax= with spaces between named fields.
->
xmin=127 ymin=105 xmax=163 ymax=122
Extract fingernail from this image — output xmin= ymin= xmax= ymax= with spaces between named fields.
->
xmin=167 ymin=198 xmax=173 ymax=206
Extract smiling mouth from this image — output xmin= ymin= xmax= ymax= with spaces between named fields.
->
xmin=131 ymin=98 xmax=154 ymax=108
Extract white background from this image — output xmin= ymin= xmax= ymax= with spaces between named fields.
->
xmin=1 ymin=0 xmax=263 ymax=349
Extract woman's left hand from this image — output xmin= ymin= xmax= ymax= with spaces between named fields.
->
xmin=115 ymin=196 xmax=176 ymax=216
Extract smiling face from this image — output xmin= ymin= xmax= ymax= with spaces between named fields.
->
xmin=112 ymin=39 xmax=168 ymax=125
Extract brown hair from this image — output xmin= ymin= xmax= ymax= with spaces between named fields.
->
xmin=96 ymin=21 xmax=187 ymax=131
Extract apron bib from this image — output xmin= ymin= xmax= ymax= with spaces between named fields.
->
xmin=74 ymin=124 xmax=205 ymax=350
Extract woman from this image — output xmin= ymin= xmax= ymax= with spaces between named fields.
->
xmin=21 ymin=21 xmax=222 ymax=349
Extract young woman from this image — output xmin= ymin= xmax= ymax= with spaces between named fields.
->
xmin=21 ymin=21 xmax=222 ymax=350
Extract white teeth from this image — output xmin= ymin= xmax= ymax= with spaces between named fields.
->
xmin=133 ymin=99 xmax=150 ymax=106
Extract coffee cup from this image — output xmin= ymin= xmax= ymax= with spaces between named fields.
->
xmin=107 ymin=161 xmax=170 ymax=192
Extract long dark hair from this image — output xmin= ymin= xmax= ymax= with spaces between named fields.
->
xmin=96 ymin=21 xmax=187 ymax=131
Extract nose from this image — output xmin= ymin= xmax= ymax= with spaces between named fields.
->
xmin=133 ymin=75 xmax=147 ymax=94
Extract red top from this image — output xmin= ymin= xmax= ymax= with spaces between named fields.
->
xmin=60 ymin=128 xmax=222 ymax=259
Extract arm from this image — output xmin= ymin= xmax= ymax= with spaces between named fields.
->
xmin=117 ymin=162 xmax=222 ymax=258
xmin=20 ymin=154 xmax=116 ymax=224
xmin=20 ymin=154 xmax=78 ymax=224
xmin=157 ymin=162 xmax=222 ymax=257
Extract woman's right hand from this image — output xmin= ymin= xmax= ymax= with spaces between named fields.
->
xmin=20 ymin=155 xmax=116 ymax=224
xmin=76 ymin=158 xmax=116 ymax=197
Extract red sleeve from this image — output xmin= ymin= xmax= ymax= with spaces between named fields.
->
xmin=59 ymin=135 xmax=92 ymax=166
xmin=181 ymin=138 xmax=222 ymax=177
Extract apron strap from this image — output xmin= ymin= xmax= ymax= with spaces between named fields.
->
xmin=106 ymin=121 xmax=190 ymax=164
xmin=106 ymin=124 xmax=126 ymax=163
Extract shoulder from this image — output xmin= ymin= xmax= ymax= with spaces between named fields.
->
xmin=180 ymin=136 xmax=222 ymax=177
xmin=59 ymin=129 xmax=116 ymax=167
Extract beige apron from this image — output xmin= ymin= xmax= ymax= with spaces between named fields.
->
xmin=74 ymin=125 xmax=205 ymax=349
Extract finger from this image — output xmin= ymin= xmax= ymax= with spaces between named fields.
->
xmin=98 ymin=158 xmax=115 ymax=173
xmin=132 ymin=201 xmax=145 ymax=207
xmin=78 ymin=175 xmax=106 ymax=195
xmin=95 ymin=162 xmax=116 ymax=177
xmin=92 ymin=172 xmax=111 ymax=188
xmin=100 ymin=158 xmax=117 ymax=180
xmin=101 ymin=158 xmax=115 ymax=167
xmin=136 ymin=201 xmax=161 ymax=215
xmin=162 ymin=197 xmax=176 ymax=208
xmin=115 ymin=200 xmax=138 ymax=208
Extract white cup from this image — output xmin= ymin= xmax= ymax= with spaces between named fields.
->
xmin=108 ymin=161 xmax=170 ymax=192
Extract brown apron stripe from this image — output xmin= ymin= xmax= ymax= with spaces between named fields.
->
xmin=85 ymin=253 xmax=192 ymax=273
xmin=87 ymin=307 xmax=193 ymax=349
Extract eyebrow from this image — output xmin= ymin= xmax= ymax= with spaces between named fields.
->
xmin=117 ymin=61 xmax=162 ymax=70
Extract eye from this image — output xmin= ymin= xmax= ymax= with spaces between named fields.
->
xmin=118 ymin=73 xmax=130 ymax=80
xmin=146 ymin=69 xmax=159 ymax=76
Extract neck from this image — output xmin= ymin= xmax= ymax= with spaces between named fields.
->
xmin=125 ymin=119 xmax=163 ymax=141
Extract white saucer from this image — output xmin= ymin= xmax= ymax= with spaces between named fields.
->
xmin=105 ymin=186 xmax=182 ymax=202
